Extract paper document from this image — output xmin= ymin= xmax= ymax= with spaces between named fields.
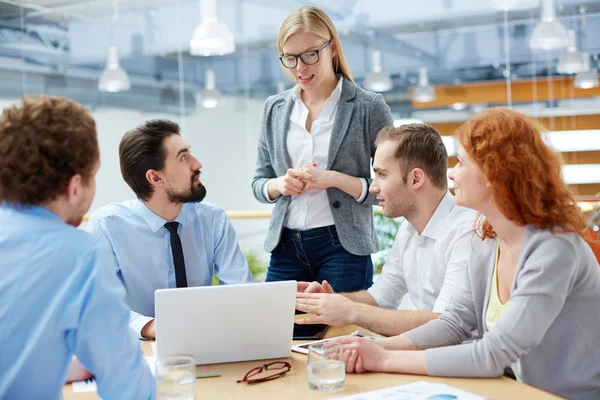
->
xmin=332 ymin=381 xmax=486 ymax=400
xmin=71 ymin=356 xmax=156 ymax=393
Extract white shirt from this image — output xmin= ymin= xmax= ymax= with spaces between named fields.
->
xmin=262 ymin=76 xmax=368 ymax=230
xmin=368 ymin=192 xmax=477 ymax=313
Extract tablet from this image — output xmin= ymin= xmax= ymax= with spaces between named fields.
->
xmin=293 ymin=323 xmax=328 ymax=340
xmin=291 ymin=336 xmax=340 ymax=355
xmin=291 ymin=332 xmax=377 ymax=355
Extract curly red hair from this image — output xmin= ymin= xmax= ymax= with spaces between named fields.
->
xmin=455 ymin=108 xmax=586 ymax=239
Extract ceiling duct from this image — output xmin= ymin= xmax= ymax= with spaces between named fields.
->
xmin=0 ymin=67 xmax=196 ymax=114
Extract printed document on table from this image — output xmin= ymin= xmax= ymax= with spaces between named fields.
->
xmin=71 ymin=356 xmax=156 ymax=393
xmin=332 ymin=381 xmax=486 ymax=400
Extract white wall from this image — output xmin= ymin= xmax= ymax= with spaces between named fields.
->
xmin=93 ymin=97 xmax=273 ymax=260
xmin=90 ymin=97 xmax=267 ymax=212
xmin=0 ymin=95 xmax=273 ymax=263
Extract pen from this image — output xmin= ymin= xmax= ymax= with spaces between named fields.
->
xmin=196 ymin=372 xmax=221 ymax=379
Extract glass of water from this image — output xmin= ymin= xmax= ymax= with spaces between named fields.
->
xmin=155 ymin=355 xmax=196 ymax=400
xmin=307 ymin=343 xmax=345 ymax=392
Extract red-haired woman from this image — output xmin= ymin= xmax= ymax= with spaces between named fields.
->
xmin=328 ymin=108 xmax=600 ymax=400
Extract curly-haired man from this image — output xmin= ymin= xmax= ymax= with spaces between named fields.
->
xmin=0 ymin=95 xmax=155 ymax=399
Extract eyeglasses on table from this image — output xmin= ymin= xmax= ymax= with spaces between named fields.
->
xmin=236 ymin=361 xmax=292 ymax=384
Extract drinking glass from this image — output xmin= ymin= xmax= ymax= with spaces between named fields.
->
xmin=155 ymin=355 xmax=196 ymax=400
xmin=307 ymin=343 xmax=345 ymax=392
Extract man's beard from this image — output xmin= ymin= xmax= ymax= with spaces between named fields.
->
xmin=166 ymin=173 xmax=207 ymax=204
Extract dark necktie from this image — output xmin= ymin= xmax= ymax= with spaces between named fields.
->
xmin=164 ymin=221 xmax=188 ymax=288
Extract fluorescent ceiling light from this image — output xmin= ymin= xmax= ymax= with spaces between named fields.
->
xmin=98 ymin=45 xmax=130 ymax=93
xmin=411 ymin=109 xmax=471 ymax=123
xmin=200 ymin=69 xmax=221 ymax=108
xmin=444 ymin=129 xmax=600 ymax=156
xmin=490 ymin=0 xmax=539 ymax=11
xmin=393 ymin=122 xmax=458 ymax=158
xmin=190 ymin=0 xmax=235 ymax=56
xmin=544 ymin=130 xmax=600 ymax=152
xmin=451 ymin=102 xmax=467 ymax=111
xmin=364 ymin=50 xmax=393 ymax=92
xmin=393 ymin=118 xmax=424 ymax=127
xmin=442 ymin=136 xmax=457 ymax=157
xmin=448 ymin=164 xmax=600 ymax=187
xmin=412 ymin=67 xmax=435 ymax=103
xmin=529 ymin=0 xmax=568 ymax=50
xmin=557 ymin=30 xmax=586 ymax=74
xmin=471 ymin=104 xmax=488 ymax=113
xmin=562 ymin=164 xmax=600 ymax=184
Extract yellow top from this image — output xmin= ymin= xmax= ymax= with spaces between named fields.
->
xmin=485 ymin=240 xmax=521 ymax=382
xmin=485 ymin=240 xmax=510 ymax=330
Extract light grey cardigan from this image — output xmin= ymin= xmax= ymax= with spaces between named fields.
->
xmin=251 ymin=78 xmax=394 ymax=255
xmin=404 ymin=226 xmax=600 ymax=400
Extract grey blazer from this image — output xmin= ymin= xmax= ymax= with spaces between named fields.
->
xmin=252 ymin=78 xmax=394 ymax=255
xmin=404 ymin=226 xmax=600 ymax=400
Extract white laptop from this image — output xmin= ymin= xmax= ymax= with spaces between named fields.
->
xmin=155 ymin=280 xmax=296 ymax=365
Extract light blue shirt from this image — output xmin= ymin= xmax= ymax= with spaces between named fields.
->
xmin=0 ymin=204 xmax=155 ymax=399
xmin=87 ymin=200 xmax=254 ymax=336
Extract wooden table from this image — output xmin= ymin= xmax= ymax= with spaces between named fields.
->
xmin=64 ymin=324 xmax=561 ymax=399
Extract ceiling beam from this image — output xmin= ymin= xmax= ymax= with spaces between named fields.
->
xmin=343 ymin=28 xmax=439 ymax=66
xmin=568 ymin=183 xmax=600 ymax=197
xmin=449 ymin=150 xmax=600 ymax=168
xmin=450 ymin=183 xmax=600 ymax=197
xmin=430 ymin=114 xmax=600 ymax=135
xmin=411 ymin=78 xmax=600 ymax=109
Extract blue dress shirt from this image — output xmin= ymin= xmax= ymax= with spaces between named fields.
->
xmin=0 ymin=204 xmax=155 ymax=399
xmin=87 ymin=200 xmax=254 ymax=337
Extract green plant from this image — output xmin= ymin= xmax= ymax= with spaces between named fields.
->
xmin=245 ymin=249 xmax=268 ymax=279
xmin=373 ymin=210 xmax=403 ymax=275
xmin=212 ymin=249 xmax=268 ymax=285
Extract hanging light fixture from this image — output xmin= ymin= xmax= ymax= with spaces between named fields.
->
xmin=557 ymin=30 xmax=586 ymax=74
xmin=98 ymin=0 xmax=130 ymax=93
xmin=574 ymin=53 xmax=599 ymax=89
xmin=574 ymin=70 xmax=599 ymax=89
xmin=490 ymin=0 xmax=539 ymax=11
xmin=98 ymin=45 xmax=131 ymax=92
xmin=200 ymin=69 xmax=222 ymax=108
xmin=190 ymin=0 xmax=235 ymax=56
xmin=412 ymin=67 xmax=435 ymax=103
xmin=364 ymin=50 xmax=393 ymax=92
xmin=529 ymin=0 xmax=568 ymax=50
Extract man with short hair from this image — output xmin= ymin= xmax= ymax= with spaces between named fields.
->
xmin=0 ymin=95 xmax=155 ymax=399
xmin=87 ymin=120 xmax=254 ymax=340
xmin=296 ymin=124 xmax=476 ymax=336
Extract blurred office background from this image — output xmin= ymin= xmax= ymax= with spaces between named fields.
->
xmin=2 ymin=0 xmax=600 ymax=286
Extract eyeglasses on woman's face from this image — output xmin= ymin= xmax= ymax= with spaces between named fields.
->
xmin=279 ymin=41 xmax=331 ymax=69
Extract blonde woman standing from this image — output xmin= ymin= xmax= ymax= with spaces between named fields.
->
xmin=252 ymin=6 xmax=393 ymax=291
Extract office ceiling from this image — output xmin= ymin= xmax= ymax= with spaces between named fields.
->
xmin=1 ymin=0 xmax=600 ymax=114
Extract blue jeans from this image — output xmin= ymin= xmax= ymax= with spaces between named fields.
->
xmin=266 ymin=225 xmax=373 ymax=292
